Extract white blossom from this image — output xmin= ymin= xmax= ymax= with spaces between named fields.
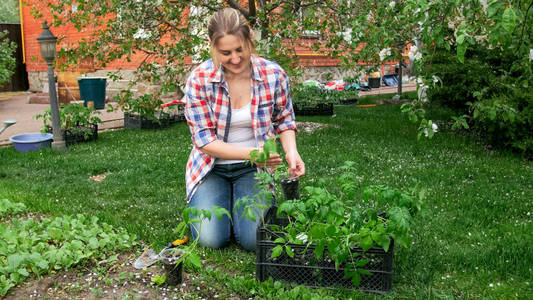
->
xmin=408 ymin=45 xmax=423 ymax=61
xmin=133 ymin=28 xmax=151 ymax=40
xmin=379 ymin=47 xmax=392 ymax=61
xmin=432 ymin=123 xmax=438 ymax=133
xmin=530 ymin=49 xmax=533 ymax=61
xmin=389 ymin=1 xmax=396 ymax=8
xmin=296 ymin=233 xmax=308 ymax=243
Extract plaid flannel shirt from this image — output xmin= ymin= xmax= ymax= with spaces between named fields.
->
xmin=184 ymin=55 xmax=297 ymax=201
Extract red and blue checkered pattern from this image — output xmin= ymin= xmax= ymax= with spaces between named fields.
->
xmin=184 ymin=55 xmax=297 ymax=201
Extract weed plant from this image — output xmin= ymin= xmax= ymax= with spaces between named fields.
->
xmin=0 ymin=103 xmax=531 ymax=298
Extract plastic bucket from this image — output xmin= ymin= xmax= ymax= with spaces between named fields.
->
xmin=77 ymin=77 xmax=106 ymax=109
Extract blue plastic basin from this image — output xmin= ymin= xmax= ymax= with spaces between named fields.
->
xmin=9 ymin=133 xmax=53 ymax=152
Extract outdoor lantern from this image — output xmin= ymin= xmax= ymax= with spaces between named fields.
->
xmin=37 ymin=21 xmax=57 ymax=65
xmin=37 ymin=20 xmax=66 ymax=152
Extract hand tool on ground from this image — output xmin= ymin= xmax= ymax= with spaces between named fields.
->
xmin=134 ymin=237 xmax=188 ymax=269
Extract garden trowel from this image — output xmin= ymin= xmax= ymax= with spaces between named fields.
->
xmin=134 ymin=237 xmax=188 ymax=269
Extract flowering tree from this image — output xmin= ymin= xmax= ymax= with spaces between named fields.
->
xmin=31 ymin=0 xmax=531 ymax=146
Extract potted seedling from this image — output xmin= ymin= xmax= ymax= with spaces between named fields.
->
xmin=35 ymin=102 xmax=102 ymax=145
xmin=248 ymin=136 xmax=300 ymax=201
xmin=161 ymin=250 xmax=184 ymax=286
xmin=115 ymin=90 xmax=170 ymax=129
xmin=162 ymin=99 xmax=186 ymax=124
xmin=291 ymin=84 xmax=334 ymax=116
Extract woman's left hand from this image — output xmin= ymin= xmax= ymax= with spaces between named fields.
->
xmin=263 ymin=153 xmax=283 ymax=169
xmin=285 ymin=150 xmax=305 ymax=178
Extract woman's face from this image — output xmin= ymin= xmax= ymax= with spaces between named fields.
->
xmin=214 ymin=34 xmax=251 ymax=77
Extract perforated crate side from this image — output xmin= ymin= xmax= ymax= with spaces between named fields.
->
xmin=294 ymin=103 xmax=334 ymax=116
xmin=124 ymin=113 xmax=171 ymax=129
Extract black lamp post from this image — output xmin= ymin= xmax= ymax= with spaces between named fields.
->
xmin=37 ymin=21 xmax=66 ymax=152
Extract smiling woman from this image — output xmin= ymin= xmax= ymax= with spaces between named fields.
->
xmin=183 ymin=7 xmax=305 ymax=252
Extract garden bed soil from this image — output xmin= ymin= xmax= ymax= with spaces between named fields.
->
xmin=3 ymin=252 xmax=243 ymax=300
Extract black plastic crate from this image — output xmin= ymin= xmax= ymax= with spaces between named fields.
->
xmin=256 ymin=207 xmax=394 ymax=293
xmin=338 ymin=98 xmax=358 ymax=105
xmin=293 ymin=103 xmax=334 ymax=116
xmin=124 ymin=113 xmax=171 ymax=129
xmin=46 ymin=124 xmax=98 ymax=146
xmin=169 ymin=113 xmax=186 ymax=124
xmin=64 ymin=124 xmax=98 ymax=145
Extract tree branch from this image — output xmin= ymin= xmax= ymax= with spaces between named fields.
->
xmin=518 ymin=0 xmax=533 ymax=51
xmin=225 ymin=0 xmax=249 ymax=18
xmin=249 ymin=0 xmax=257 ymax=26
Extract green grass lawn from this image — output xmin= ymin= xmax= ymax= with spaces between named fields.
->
xmin=0 ymin=103 xmax=531 ymax=299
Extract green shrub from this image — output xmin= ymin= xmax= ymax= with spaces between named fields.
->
xmin=0 ymin=31 xmax=16 ymax=86
xmin=423 ymin=46 xmax=533 ymax=158
xmin=422 ymin=47 xmax=505 ymax=112
xmin=471 ymin=88 xmax=532 ymax=158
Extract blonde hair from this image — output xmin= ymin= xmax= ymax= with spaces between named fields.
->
xmin=208 ymin=8 xmax=255 ymax=66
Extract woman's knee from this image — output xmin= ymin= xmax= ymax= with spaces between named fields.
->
xmin=190 ymin=221 xmax=230 ymax=249
xmin=238 ymin=234 xmax=256 ymax=251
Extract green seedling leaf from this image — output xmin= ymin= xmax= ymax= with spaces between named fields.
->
xmin=350 ymin=272 xmax=362 ymax=286
xmin=361 ymin=235 xmax=373 ymax=252
xmin=212 ymin=206 xmax=231 ymax=221
xmin=244 ymin=206 xmax=256 ymax=222
xmin=273 ymin=237 xmax=285 ymax=244
xmin=358 ymin=268 xmax=373 ymax=276
xmin=271 ymin=245 xmax=283 ymax=258
xmin=285 ymin=245 xmax=294 ymax=258
xmin=314 ymin=241 xmax=325 ymax=260
xmin=355 ymin=258 xmax=370 ymax=268
xmin=151 ymin=274 xmax=166 ymax=285
xmin=188 ymin=252 xmax=202 ymax=269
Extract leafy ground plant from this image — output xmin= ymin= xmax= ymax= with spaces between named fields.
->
xmin=0 ymin=199 xmax=136 ymax=296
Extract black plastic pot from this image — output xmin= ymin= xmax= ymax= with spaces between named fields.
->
xmin=280 ymin=177 xmax=300 ymax=200
xmin=124 ymin=113 xmax=171 ymax=129
xmin=162 ymin=257 xmax=183 ymax=286
xmin=46 ymin=124 xmax=98 ymax=146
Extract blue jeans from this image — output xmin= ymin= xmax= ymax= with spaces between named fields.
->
xmin=189 ymin=162 xmax=266 ymax=251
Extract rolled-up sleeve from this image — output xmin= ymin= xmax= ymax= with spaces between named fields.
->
xmin=184 ymin=74 xmax=216 ymax=148
xmin=272 ymin=71 xmax=297 ymax=134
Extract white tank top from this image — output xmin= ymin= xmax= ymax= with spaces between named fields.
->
xmin=216 ymin=102 xmax=257 ymax=164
